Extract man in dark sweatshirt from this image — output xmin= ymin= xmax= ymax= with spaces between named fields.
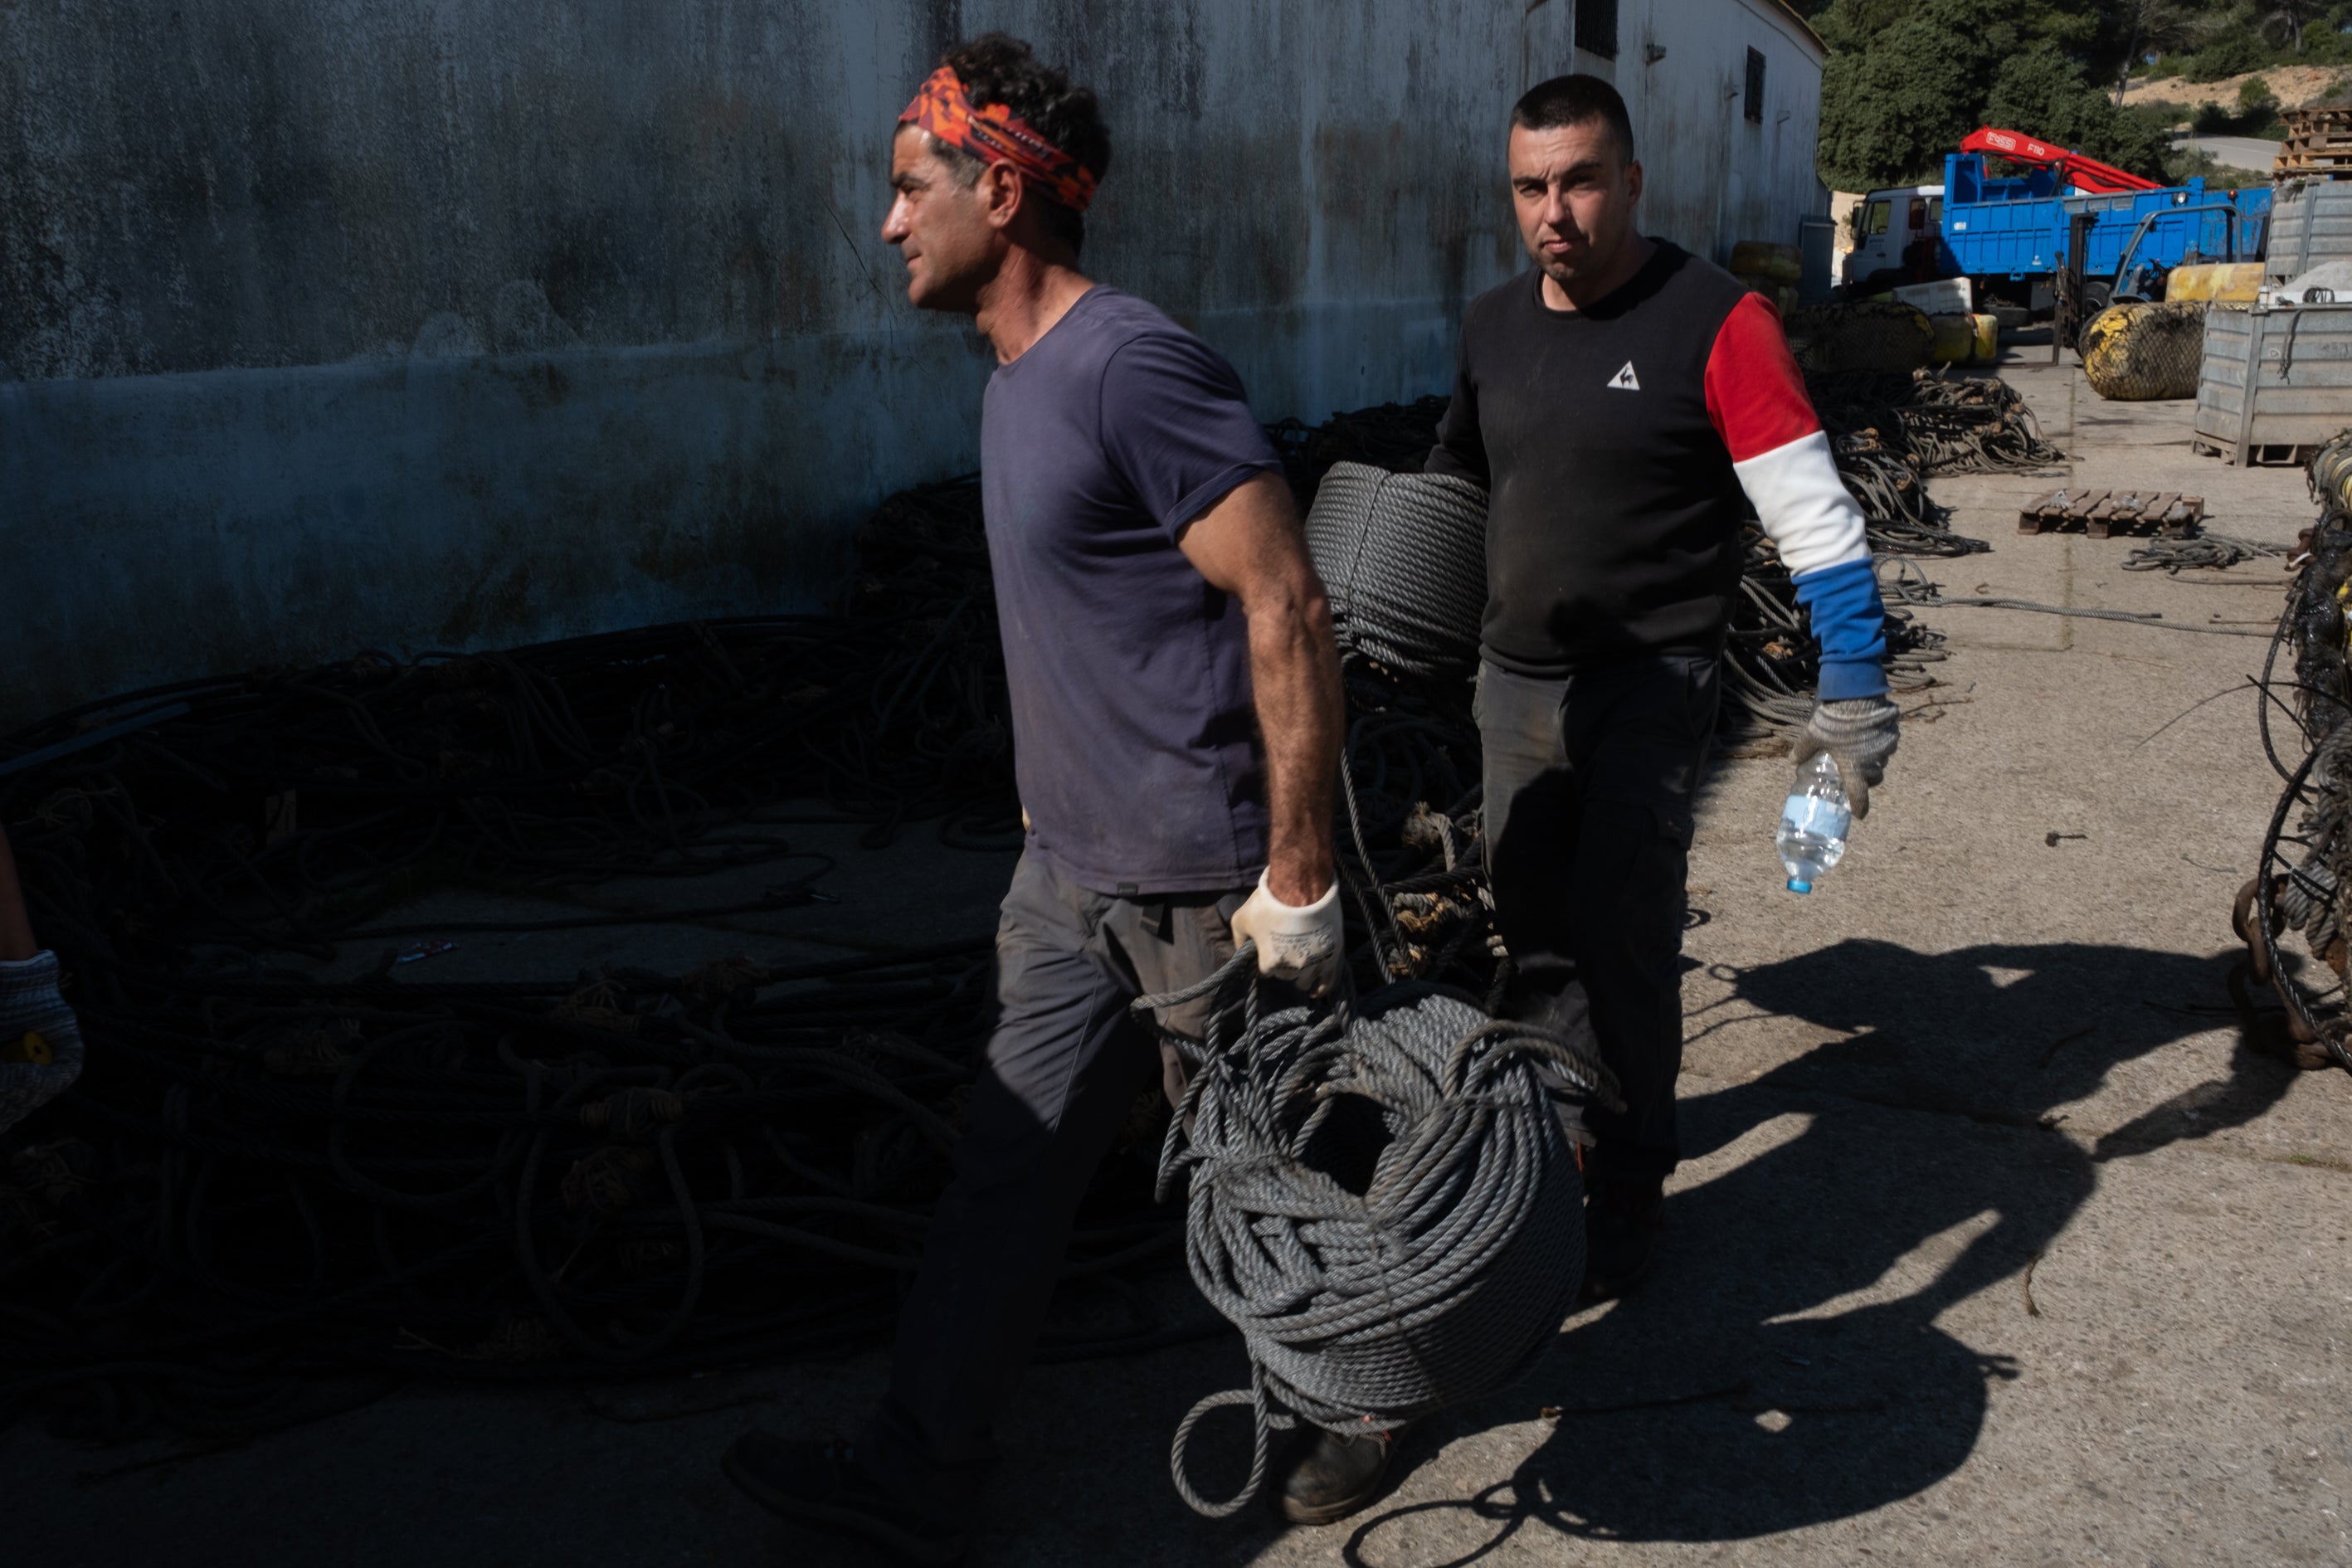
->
xmin=1428 ymin=74 xmax=1897 ymax=1299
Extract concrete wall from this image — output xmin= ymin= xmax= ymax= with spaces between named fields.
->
xmin=1572 ymin=0 xmax=1829 ymax=258
xmin=0 ymin=1 xmax=1823 ymax=728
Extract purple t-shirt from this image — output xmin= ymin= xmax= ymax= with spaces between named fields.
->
xmin=981 ymin=287 xmax=1280 ymax=895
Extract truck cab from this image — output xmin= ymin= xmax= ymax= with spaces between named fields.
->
xmin=1843 ymin=183 xmax=1944 ymax=294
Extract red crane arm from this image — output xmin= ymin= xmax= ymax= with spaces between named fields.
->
xmin=1960 ymin=126 xmax=2161 ymax=194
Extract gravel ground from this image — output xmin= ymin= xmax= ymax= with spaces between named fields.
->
xmin=7 ymin=368 xmax=2349 ymax=1567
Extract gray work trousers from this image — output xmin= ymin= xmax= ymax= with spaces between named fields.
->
xmin=1477 ymin=655 xmax=1717 ymax=1181
xmin=862 ymin=848 xmax=1248 ymax=1519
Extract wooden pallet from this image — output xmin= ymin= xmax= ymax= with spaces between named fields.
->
xmin=2016 ymin=488 xmax=2203 ymax=537
xmin=2273 ymin=111 xmax=2352 ymax=176
xmin=2283 ymin=107 xmax=2352 ymax=132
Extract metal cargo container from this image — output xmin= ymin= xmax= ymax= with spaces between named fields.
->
xmin=2194 ymin=303 xmax=2352 ymax=465
xmin=2265 ymin=180 xmax=2352 ymax=283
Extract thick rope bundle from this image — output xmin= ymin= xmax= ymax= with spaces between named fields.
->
xmin=2081 ymin=301 xmax=2207 ymax=402
xmin=1784 ymin=301 xmax=1936 ymax=374
xmin=1303 ymin=461 xmax=1489 ymax=680
xmin=1139 ymin=949 xmax=1620 ymax=1517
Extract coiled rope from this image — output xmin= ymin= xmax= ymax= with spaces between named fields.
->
xmin=2121 ymin=532 xmax=2290 ymax=573
xmin=1138 ymin=945 xmax=1619 ymax=1517
xmin=1303 ymin=462 xmax=1489 ymax=680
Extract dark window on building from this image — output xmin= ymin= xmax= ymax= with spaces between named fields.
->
xmin=1576 ymin=0 xmax=1618 ymax=60
xmin=1745 ymin=47 xmax=1765 ymax=123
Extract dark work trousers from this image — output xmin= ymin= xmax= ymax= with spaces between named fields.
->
xmin=1477 ymin=655 xmax=1718 ymax=1182
xmin=861 ymin=848 xmax=1248 ymax=1520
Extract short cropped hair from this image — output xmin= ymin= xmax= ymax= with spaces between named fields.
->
xmin=1510 ymin=74 xmax=1636 ymax=165
xmin=929 ymin=34 xmax=1112 ymax=256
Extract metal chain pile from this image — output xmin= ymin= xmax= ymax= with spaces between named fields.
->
xmin=1144 ymin=952 xmax=1616 ymax=1517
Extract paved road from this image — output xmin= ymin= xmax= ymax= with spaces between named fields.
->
xmin=11 ymin=376 xmax=2351 ymax=1566
xmin=2176 ymin=134 xmax=2282 ymax=173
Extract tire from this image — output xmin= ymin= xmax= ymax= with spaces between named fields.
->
xmin=2074 ymin=281 xmax=2115 ymax=355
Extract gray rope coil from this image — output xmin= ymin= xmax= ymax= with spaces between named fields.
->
xmin=1137 ymin=944 xmax=1620 ymax=1517
xmin=1304 ymin=462 xmax=1489 ymax=680
xmin=2278 ymin=855 xmax=2336 ymax=933
xmin=2121 ymin=532 xmax=2290 ymax=572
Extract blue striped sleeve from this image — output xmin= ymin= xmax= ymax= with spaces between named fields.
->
xmin=1791 ymin=558 xmax=1889 ymax=700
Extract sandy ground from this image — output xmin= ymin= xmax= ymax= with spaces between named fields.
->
xmin=7 ymin=372 xmax=2350 ymax=1566
xmin=2123 ymin=63 xmax=2347 ymax=115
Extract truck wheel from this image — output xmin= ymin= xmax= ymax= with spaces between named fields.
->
xmin=2074 ymin=281 xmax=2114 ymax=354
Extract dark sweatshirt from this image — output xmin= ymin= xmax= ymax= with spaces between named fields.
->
xmin=1427 ymin=241 xmax=1887 ymax=699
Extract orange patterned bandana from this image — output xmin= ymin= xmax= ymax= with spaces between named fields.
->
xmin=898 ymin=66 xmax=1098 ymax=212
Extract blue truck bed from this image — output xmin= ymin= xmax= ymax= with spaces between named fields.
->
xmin=1938 ymin=153 xmax=2272 ymax=280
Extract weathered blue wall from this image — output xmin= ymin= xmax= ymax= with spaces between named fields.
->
xmin=0 ymin=1 xmax=1819 ymax=728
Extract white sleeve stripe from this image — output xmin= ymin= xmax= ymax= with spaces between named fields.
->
xmin=1731 ymin=430 xmax=1869 ymax=578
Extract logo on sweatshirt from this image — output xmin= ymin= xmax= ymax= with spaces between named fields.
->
xmin=1606 ymin=361 xmax=1641 ymax=392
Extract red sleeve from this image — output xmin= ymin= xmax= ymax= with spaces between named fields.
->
xmin=1702 ymin=292 xmax=1822 ymax=462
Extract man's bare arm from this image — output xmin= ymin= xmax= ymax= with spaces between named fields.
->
xmin=1176 ymin=470 xmax=1342 ymax=904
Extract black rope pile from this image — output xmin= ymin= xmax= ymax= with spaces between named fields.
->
xmin=1721 ymin=369 xmax=2068 ymax=735
xmin=0 ymin=407 xmax=1508 ymax=1449
xmin=0 ymin=491 xmax=1154 ymax=1444
xmin=2123 ymin=533 xmax=2291 ymax=573
xmin=0 ymin=373 xmax=2041 ymax=1447
xmin=2233 ymin=436 xmax=2352 ymax=1074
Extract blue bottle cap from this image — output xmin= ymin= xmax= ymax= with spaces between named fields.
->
xmin=1785 ymin=879 xmax=1813 ymax=894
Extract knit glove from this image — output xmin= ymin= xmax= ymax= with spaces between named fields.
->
xmin=0 ymin=952 xmax=85 ymax=1137
xmin=1794 ymin=696 xmax=1900 ymax=820
xmin=1229 ymin=871 xmax=1345 ymax=1001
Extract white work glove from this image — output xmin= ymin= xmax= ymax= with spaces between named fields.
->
xmin=1794 ymin=696 xmax=1901 ymax=819
xmin=0 ymin=952 xmax=85 ymax=1137
xmin=1228 ymin=870 xmax=1345 ymax=1000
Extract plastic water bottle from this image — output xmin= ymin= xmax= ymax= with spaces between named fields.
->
xmin=1777 ymin=752 xmax=1851 ymax=894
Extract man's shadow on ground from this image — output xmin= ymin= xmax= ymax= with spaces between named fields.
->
xmin=1340 ymin=937 xmax=2298 ymax=1562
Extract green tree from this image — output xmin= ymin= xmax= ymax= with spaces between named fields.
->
xmin=1818 ymin=4 xmax=2001 ymax=187
xmin=1816 ymin=0 xmax=2187 ymax=188
xmin=1986 ymin=45 xmax=2172 ymax=172
xmin=2261 ymin=0 xmax=2318 ymax=50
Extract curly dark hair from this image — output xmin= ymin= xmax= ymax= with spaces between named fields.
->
xmin=931 ymin=33 xmax=1111 ymax=256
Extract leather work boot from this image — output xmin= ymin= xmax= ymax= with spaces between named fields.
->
xmin=1279 ymin=1424 xmax=1405 ymax=1525
xmin=1580 ymin=1176 xmax=1666 ymax=1303
xmin=720 ymin=1430 xmax=967 ymax=1565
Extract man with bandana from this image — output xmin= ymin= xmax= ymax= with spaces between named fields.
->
xmin=720 ymin=36 xmax=1375 ymax=1561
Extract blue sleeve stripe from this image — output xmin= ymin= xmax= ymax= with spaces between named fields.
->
xmin=1790 ymin=558 xmax=1888 ymax=699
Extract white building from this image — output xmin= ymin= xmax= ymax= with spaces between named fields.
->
xmin=1536 ymin=0 xmax=1832 ymax=260
xmin=0 ymin=1 xmax=1833 ymax=724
